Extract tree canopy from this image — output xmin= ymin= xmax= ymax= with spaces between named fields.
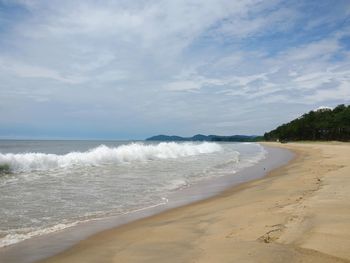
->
xmin=264 ymin=104 xmax=350 ymax=141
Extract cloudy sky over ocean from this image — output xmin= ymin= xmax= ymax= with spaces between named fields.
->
xmin=0 ymin=0 xmax=349 ymax=139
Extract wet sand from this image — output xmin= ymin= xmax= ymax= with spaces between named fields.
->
xmin=0 ymin=145 xmax=291 ymax=263
xmin=37 ymin=142 xmax=350 ymax=263
xmin=4 ymin=142 xmax=350 ymax=263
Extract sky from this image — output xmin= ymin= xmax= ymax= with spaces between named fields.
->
xmin=0 ymin=0 xmax=349 ymax=140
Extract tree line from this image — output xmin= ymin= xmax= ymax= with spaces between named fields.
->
xmin=264 ymin=104 xmax=350 ymax=142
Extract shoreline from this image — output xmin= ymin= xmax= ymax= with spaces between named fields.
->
xmin=37 ymin=142 xmax=350 ymax=262
xmin=0 ymin=144 xmax=293 ymax=263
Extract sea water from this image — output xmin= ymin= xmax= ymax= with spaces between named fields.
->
xmin=0 ymin=140 xmax=266 ymax=247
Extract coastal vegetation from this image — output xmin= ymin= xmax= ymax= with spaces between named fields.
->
xmin=264 ymin=104 xmax=350 ymax=141
xmin=147 ymin=104 xmax=349 ymax=143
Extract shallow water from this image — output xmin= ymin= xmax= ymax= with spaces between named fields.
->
xmin=0 ymin=140 xmax=266 ymax=247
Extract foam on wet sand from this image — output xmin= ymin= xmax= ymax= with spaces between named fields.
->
xmin=2 ymin=142 xmax=350 ymax=263
xmin=34 ymin=142 xmax=350 ymax=263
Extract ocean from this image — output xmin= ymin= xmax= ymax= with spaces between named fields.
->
xmin=0 ymin=140 xmax=266 ymax=248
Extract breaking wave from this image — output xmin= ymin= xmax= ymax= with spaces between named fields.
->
xmin=0 ymin=142 xmax=222 ymax=173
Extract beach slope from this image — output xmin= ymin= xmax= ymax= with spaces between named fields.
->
xmin=41 ymin=142 xmax=350 ymax=263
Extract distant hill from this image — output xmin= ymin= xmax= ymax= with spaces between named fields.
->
xmin=146 ymin=134 xmax=262 ymax=142
xmin=264 ymin=104 xmax=350 ymax=141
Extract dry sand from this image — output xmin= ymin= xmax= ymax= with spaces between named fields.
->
xmin=40 ymin=142 xmax=350 ymax=263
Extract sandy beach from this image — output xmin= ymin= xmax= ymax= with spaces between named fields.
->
xmin=39 ymin=142 xmax=350 ymax=263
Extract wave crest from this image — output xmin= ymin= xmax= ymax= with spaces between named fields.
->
xmin=0 ymin=142 xmax=222 ymax=173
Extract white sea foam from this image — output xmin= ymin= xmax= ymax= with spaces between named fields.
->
xmin=0 ymin=142 xmax=222 ymax=173
xmin=238 ymin=143 xmax=267 ymax=169
xmin=0 ymin=222 xmax=79 ymax=248
xmin=166 ymin=179 xmax=189 ymax=190
xmin=0 ymin=198 xmax=170 ymax=248
xmin=248 ymin=144 xmax=267 ymax=164
xmin=0 ymin=142 xmax=270 ymax=249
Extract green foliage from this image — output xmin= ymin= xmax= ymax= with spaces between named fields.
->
xmin=264 ymin=104 xmax=350 ymax=142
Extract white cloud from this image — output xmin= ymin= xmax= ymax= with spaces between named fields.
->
xmin=0 ymin=0 xmax=349 ymax=137
xmin=217 ymin=5 xmax=299 ymax=39
xmin=280 ymin=39 xmax=340 ymax=61
xmin=164 ymin=81 xmax=201 ymax=91
xmin=0 ymin=56 xmax=84 ymax=84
